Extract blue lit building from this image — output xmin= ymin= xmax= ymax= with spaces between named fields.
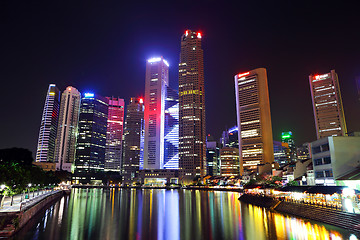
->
xmin=74 ymin=93 xmax=109 ymax=183
xmin=163 ymin=86 xmax=179 ymax=169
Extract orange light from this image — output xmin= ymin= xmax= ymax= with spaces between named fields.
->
xmin=68 ymin=87 xmax=72 ymax=91
xmin=139 ymin=98 xmax=143 ymax=104
xmin=238 ymin=72 xmax=250 ymax=78
xmin=197 ymin=32 xmax=202 ymax=38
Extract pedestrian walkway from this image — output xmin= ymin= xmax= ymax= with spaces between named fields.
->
xmin=0 ymin=189 xmax=60 ymax=212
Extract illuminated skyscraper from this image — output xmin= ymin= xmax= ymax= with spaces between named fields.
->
xmin=36 ymin=84 xmax=60 ymax=163
xmin=74 ymin=93 xmax=108 ymax=183
xmin=309 ymin=70 xmax=347 ymax=139
xmin=105 ymin=97 xmax=125 ymax=172
xmin=220 ymin=147 xmax=240 ymax=176
xmin=144 ymin=57 xmax=169 ymax=169
xmin=55 ymin=86 xmax=81 ymax=172
xmin=122 ymin=97 xmax=144 ymax=182
xmin=178 ymin=30 xmax=206 ymax=182
xmin=234 ymin=68 xmax=274 ymax=175
xmin=281 ymin=131 xmax=296 ymax=162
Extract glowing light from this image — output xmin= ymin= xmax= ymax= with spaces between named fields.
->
xmin=49 ymin=84 xmax=56 ymax=87
xmin=84 ymin=93 xmax=94 ymax=98
xmin=163 ymin=59 xmax=169 ymax=67
xmin=139 ymin=98 xmax=144 ymax=104
xmin=185 ymin=30 xmax=189 ymax=36
xmin=237 ymin=72 xmax=250 ymax=78
xmin=228 ymin=126 xmax=238 ymax=133
xmin=49 ymin=92 xmax=55 ymax=96
xmin=148 ymin=57 xmax=162 ymax=63
xmin=197 ymin=32 xmax=202 ymax=38
xmin=313 ymin=73 xmax=330 ymax=82
xmin=67 ymin=87 xmax=72 ymax=91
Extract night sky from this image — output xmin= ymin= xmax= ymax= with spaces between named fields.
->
xmin=1 ymin=1 xmax=360 ymax=157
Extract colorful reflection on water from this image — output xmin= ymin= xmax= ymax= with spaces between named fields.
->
xmin=14 ymin=189 xmax=359 ymax=240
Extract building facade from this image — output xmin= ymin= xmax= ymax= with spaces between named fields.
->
xmin=309 ymin=70 xmax=347 ymax=139
xmin=281 ymin=131 xmax=296 ymax=162
xmin=178 ymin=30 xmax=206 ymax=182
xmin=122 ymin=97 xmax=144 ymax=182
xmin=206 ymin=141 xmax=220 ymax=176
xmin=143 ymin=57 xmax=169 ymax=169
xmin=74 ymin=93 xmax=108 ymax=183
xmin=55 ymin=86 xmax=81 ymax=172
xmin=234 ymin=68 xmax=274 ymax=175
xmin=105 ymin=97 xmax=125 ymax=172
xmin=273 ymin=141 xmax=289 ymax=167
xmin=220 ymin=147 xmax=240 ymax=177
xmin=36 ymin=84 xmax=61 ymax=163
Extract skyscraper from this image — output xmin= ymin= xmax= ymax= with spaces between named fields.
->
xmin=178 ymin=30 xmax=206 ymax=182
xmin=309 ymin=70 xmax=347 ymax=139
xmin=105 ymin=97 xmax=125 ymax=172
xmin=122 ymin=97 xmax=144 ymax=182
xmin=143 ymin=57 xmax=169 ymax=169
xmin=234 ymin=68 xmax=274 ymax=175
xmin=36 ymin=84 xmax=60 ymax=163
xmin=220 ymin=147 xmax=240 ymax=177
xmin=281 ymin=131 xmax=296 ymax=162
xmin=55 ymin=86 xmax=81 ymax=172
xmin=163 ymin=86 xmax=179 ymax=169
xmin=74 ymin=93 xmax=108 ymax=183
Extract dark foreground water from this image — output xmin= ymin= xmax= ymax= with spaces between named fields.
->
xmin=14 ymin=188 xmax=359 ymax=240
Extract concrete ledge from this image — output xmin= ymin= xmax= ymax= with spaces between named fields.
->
xmin=0 ymin=191 xmax=64 ymax=237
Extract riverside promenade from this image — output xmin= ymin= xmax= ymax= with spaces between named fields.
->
xmin=0 ymin=189 xmax=65 ymax=237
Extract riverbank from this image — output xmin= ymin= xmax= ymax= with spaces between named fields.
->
xmin=239 ymin=194 xmax=360 ymax=233
xmin=0 ymin=190 xmax=65 ymax=237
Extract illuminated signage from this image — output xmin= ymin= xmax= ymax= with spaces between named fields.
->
xmin=163 ymin=59 xmax=169 ymax=67
xmin=313 ymin=74 xmax=330 ymax=82
xmin=228 ymin=126 xmax=238 ymax=133
xmin=139 ymin=98 xmax=144 ymax=104
xmin=237 ymin=72 xmax=250 ymax=78
xmin=84 ymin=93 xmax=94 ymax=98
xmin=185 ymin=30 xmax=189 ymax=36
xmin=179 ymin=90 xmax=202 ymax=96
xmin=197 ymin=32 xmax=202 ymax=38
xmin=49 ymin=92 xmax=55 ymax=96
xmin=281 ymin=131 xmax=292 ymax=140
xmin=67 ymin=87 xmax=72 ymax=91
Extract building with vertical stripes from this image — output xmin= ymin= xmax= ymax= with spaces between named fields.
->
xmin=36 ymin=84 xmax=60 ymax=163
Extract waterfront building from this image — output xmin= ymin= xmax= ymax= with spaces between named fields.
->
xmin=206 ymin=140 xmax=220 ymax=176
xmin=234 ymin=68 xmax=274 ymax=175
xmin=310 ymin=133 xmax=360 ymax=187
xmin=178 ymin=30 xmax=206 ymax=182
xmin=281 ymin=131 xmax=296 ymax=162
xmin=74 ymin=93 xmax=108 ymax=183
xmin=105 ymin=97 xmax=125 ymax=172
xmin=273 ymin=141 xmax=290 ymax=167
xmin=309 ymin=70 xmax=347 ymax=139
xmin=36 ymin=84 xmax=61 ymax=163
xmin=54 ymin=86 xmax=81 ymax=172
xmin=122 ymin=97 xmax=144 ymax=182
xmin=144 ymin=57 xmax=179 ymax=170
xmin=220 ymin=147 xmax=240 ymax=177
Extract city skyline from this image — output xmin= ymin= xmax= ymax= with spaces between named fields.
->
xmin=2 ymin=2 xmax=360 ymax=157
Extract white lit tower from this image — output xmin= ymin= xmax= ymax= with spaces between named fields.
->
xmin=36 ymin=84 xmax=61 ymax=163
xmin=55 ymin=86 xmax=81 ymax=172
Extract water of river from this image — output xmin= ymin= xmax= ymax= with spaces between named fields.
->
xmin=14 ymin=188 xmax=359 ymax=240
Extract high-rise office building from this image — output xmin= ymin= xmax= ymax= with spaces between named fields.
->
xmin=74 ymin=93 xmax=108 ymax=182
xmin=122 ymin=97 xmax=144 ymax=182
xmin=220 ymin=126 xmax=239 ymax=149
xmin=178 ymin=30 xmax=206 ymax=182
xmin=164 ymin=86 xmax=179 ymax=169
xmin=281 ymin=131 xmax=296 ymax=162
xmin=55 ymin=86 xmax=81 ymax=172
xmin=220 ymin=147 xmax=240 ymax=177
xmin=273 ymin=140 xmax=290 ymax=167
xmin=206 ymin=140 xmax=220 ymax=176
xmin=143 ymin=57 xmax=169 ymax=169
xmin=234 ymin=68 xmax=274 ymax=175
xmin=105 ymin=97 xmax=125 ymax=172
xmin=36 ymin=84 xmax=60 ymax=163
xmin=309 ymin=70 xmax=347 ymax=139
